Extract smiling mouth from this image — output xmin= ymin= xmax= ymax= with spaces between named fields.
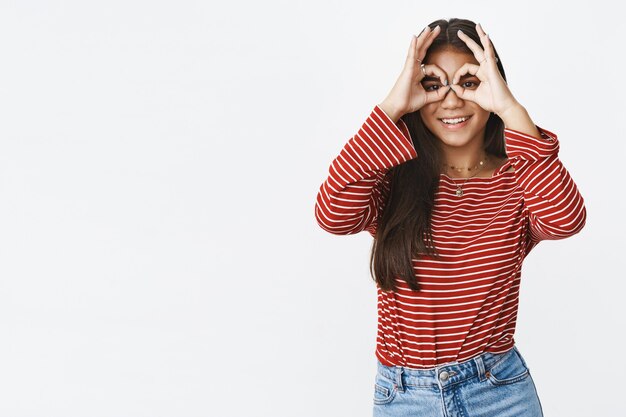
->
xmin=439 ymin=115 xmax=471 ymax=124
xmin=438 ymin=115 xmax=472 ymax=129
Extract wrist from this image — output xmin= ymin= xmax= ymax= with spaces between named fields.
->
xmin=497 ymin=101 xmax=525 ymax=124
xmin=496 ymin=102 xmax=541 ymax=137
xmin=378 ymin=101 xmax=403 ymax=124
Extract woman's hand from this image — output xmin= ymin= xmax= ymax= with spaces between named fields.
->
xmin=449 ymin=23 xmax=519 ymax=116
xmin=379 ymin=25 xmax=452 ymax=123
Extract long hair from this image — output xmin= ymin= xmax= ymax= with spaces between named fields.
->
xmin=370 ymin=18 xmax=508 ymax=293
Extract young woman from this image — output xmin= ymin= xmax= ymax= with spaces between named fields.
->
xmin=314 ymin=18 xmax=586 ymax=417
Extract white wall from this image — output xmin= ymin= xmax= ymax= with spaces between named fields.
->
xmin=0 ymin=1 xmax=621 ymax=416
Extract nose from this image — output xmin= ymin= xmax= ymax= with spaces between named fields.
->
xmin=441 ymin=86 xmax=464 ymax=109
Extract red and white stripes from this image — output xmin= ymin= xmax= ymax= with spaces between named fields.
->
xmin=314 ymin=105 xmax=586 ymax=369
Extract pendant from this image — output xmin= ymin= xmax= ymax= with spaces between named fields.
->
xmin=455 ymin=186 xmax=463 ymax=197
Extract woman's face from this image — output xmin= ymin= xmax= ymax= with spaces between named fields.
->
xmin=419 ymin=49 xmax=491 ymax=150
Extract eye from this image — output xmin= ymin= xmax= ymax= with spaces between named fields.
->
xmin=462 ymin=81 xmax=479 ymax=89
xmin=424 ymin=84 xmax=441 ymax=91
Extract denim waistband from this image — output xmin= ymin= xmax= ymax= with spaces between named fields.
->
xmin=376 ymin=346 xmax=519 ymax=390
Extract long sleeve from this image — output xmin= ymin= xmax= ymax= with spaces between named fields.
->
xmin=504 ymin=126 xmax=587 ymax=244
xmin=314 ymin=105 xmax=418 ymax=235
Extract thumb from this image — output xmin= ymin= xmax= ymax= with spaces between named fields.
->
xmin=448 ymin=84 xmax=463 ymax=97
xmin=424 ymin=85 xmax=451 ymax=104
xmin=449 ymin=84 xmax=473 ymax=101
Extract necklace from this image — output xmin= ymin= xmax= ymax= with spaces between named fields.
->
xmin=443 ymin=157 xmax=485 ymax=173
xmin=443 ymin=154 xmax=489 ymax=197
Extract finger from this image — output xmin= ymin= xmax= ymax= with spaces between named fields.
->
xmin=451 ymin=63 xmax=481 ymax=84
xmin=415 ymin=25 xmax=432 ymax=53
xmin=476 ymin=23 xmax=487 ymax=38
xmin=417 ymin=25 xmax=431 ymax=38
xmin=407 ymin=26 xmax=430 ymax=60
xmin=407 ymin=26 xmax=432 ymax=66
xmin=476 ymin=23 xmax=496 ymax=62
xmin=449 ymin=84 xmax=476 ymax=102
xmin=406 ymin=35 xmax=417 ymax=64
xmin=420 ymin=25 xmax=440 ymax=51
xmin=416 ymin=25 xmax=440 ymax=59
xmin=424 ymin=85 xmax=451 ymax=104
xmin=456 ymin=29 xmax=486 ymax=62
xmin=422 ymin=63 xmax=449 ymax=85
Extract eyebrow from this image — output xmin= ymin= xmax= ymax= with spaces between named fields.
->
xmin=422 ymin=74 xmax=477 ymax=82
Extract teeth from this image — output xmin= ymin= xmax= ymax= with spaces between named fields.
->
xmin=441 ymin=117 xmax=468 ymax=124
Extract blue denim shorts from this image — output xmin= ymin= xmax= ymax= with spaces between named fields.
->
xmin=373 ymin=345 xmax=544 ymax=417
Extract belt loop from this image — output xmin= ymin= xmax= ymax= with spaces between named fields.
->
xmin=474 ymin=354 xmax=486 ymax=382
xmin=395 ymin=366 xmax=405 ymax=392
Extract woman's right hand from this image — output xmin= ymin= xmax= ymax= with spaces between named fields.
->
xmin=379 ymin=25 xmax=451 ymax=123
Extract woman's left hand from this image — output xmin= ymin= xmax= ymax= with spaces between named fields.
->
xmin=450 ymin=23 xmax=519 ymax=116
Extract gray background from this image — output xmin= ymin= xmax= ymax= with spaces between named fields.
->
xmin=0 ymin=0 xmax=621 ymax=416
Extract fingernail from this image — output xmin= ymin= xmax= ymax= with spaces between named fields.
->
xmin=443 ymin=79 xmax=448 ymax=86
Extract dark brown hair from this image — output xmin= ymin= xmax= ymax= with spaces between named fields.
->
xmin=370 ymin=18 xmax=508 ymax=293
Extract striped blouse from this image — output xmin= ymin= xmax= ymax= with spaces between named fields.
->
xmin=314 ymin=104 xmax=587 ymax=369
